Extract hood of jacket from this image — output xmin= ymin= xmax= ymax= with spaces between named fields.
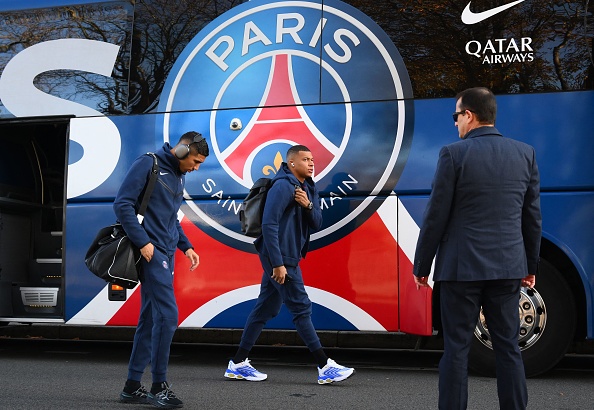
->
xmin=156 ymin=142 xmax=183 ymax=176
xmin=273 ymin=162 xmax=315 ymax=188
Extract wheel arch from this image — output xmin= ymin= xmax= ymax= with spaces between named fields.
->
xmin=540 ymin=236 xmax=588 ymax=341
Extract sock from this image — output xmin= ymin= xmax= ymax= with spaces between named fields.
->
xmin=233 ymin=348 xmax=250 ymax=364
xmin=312 ymin=348 xmax=328 ymax=368
xmin=124 ymin=379 xmax=141 ymax=393
xmin=151 ymin=382 xmax=166 ymax=394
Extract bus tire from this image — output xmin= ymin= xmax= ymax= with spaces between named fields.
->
xmin=468 ymin=259 xmax=576 ymax=377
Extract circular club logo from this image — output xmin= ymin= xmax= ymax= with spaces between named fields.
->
xmin=158 ymin=0 xmax=413 ymax=252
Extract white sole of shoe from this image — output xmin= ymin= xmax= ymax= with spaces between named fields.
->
xmin=224 ymin=371 xmax=267 ymax=382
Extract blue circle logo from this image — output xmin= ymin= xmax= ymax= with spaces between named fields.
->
xmin=158 ymin=0 xmax=413 ymax=251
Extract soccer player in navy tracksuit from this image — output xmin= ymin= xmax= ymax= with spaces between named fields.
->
xmin=114 ymin=132 xmax=208 ymax=408
xmin=224 ymin=144 xmax=355 ymax=384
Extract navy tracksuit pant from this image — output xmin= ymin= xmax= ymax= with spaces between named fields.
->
xmin=127 ymin=248 xmax=178 ymax=383
xmin=239 ymin=255 xmax=322 ymax=353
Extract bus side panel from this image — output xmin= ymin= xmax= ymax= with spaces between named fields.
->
xmin=302 ymin=197 xmax=400 ymax=332
xmin=398 ymin=196 xmax=432 ymax=336
xmin=540 ymin=192 xmax=594 ymax=339
xmin=396 ymin=92 xmax=594 ymax=194
xmin=64 ymin=203 xmax=126 ymax=323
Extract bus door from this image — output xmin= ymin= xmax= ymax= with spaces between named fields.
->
xmin=0 ymin=117 xmax=69 ymax=323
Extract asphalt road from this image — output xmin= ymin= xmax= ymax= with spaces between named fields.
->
xmin=0 ymin=338 xmax=593 ymax=409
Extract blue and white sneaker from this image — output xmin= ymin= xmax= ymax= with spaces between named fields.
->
xmin=317 ymin=358 xmax=355 ymax=384
xmin=224 ymin=359 xmax=268 ymax=381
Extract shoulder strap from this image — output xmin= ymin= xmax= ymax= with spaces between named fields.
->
xmin=137 ymin=153 xmax=159 ymax=223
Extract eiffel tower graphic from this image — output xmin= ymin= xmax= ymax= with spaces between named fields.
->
xmin=221 ymin=53 xmax=339 ymax=182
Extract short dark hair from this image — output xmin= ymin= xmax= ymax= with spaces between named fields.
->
xmin=455 ymin=87 xmax=497 ymax=124
xmin=286 ymin=144 xmax=310 ymax=160
xmin=178 ymin=131 xmax=209 ymax=157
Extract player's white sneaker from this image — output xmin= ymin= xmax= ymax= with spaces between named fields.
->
xmin=224 ymin=359 xmax=268 ymax=381
xmin=317 ymin=358 xmax=355 ymax=384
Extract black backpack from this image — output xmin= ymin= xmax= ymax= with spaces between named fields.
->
xmin=239 ymin=177 xmax=273 ymax=237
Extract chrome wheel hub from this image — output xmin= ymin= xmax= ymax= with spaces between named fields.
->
xmin=474 ymin=287 xmax=547 ymax=351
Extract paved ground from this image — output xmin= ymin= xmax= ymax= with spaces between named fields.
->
xmin=0 ymin=337 xmax=593 ymax=409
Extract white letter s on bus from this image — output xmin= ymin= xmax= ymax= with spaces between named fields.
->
xmin=0 ymin=39 xmax=121 ymax=198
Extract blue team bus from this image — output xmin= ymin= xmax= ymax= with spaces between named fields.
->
xmin=0 ymin=0 xmax=592 ymax=377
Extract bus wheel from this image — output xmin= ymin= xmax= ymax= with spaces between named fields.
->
xmin=468 ymin=259 xmax=576 ymax=377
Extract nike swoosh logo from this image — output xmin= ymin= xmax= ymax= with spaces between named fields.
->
xmin=160 ymin=172 xmax=168 ymax=175
xmin=461 ymin=0 xmax=526 ymax=25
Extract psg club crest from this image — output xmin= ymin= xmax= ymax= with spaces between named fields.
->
xmin=157 ymin=0 xmax=414 ymax=252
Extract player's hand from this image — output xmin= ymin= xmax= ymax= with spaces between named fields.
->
xmin=271 ymin=266 xmax=288 ymax=285
xmin=140 ymin=243 xmax=154 ymax=262
xmin=294 ymin=186 xmax=310 ymax=208
xmin=185 ymin=248 xmax=200 ymax=271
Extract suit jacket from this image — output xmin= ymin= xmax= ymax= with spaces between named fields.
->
xmin=413 ymin=126 xmax=542 ymax=282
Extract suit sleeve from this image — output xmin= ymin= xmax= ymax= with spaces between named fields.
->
xmin=413 ymin=146 xmax=456 ymax=278
xmin=522 ymin=148 xmax=542 ymax=275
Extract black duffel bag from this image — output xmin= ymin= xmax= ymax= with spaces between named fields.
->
xmin=84 ymin=223 xmax=141 ymax=289
xmin=84 ymin=153 xmax=159 ymax=289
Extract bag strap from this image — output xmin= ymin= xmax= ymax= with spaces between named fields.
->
xmin=137 ymin=152 xmax=159 ymax=224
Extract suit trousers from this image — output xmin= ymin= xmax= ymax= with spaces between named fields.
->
xmin=438 ymin=279 xmax=527 ymax=410
xmin=239 ymin=255 xmax=322 ymax=353
xmin=127 ymin=248 xmax=178 ymax=383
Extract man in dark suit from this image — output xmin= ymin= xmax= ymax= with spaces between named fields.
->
xmin=413 ymin=87 xmax=542 ymax=410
